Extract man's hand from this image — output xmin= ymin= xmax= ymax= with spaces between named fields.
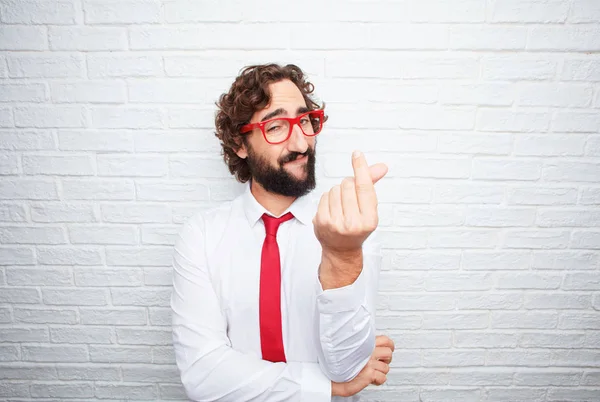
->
xmin=331 ymin=335 xmax=395 ymax=397
xmin=314 ymin=150 xmax=388 ymax=255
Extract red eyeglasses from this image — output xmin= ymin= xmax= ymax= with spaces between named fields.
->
xmin=240 ymin=109 xmax=325 ymax=145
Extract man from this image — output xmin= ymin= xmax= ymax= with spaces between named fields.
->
xmin=171 ymin=63 xmax=393 ymax=401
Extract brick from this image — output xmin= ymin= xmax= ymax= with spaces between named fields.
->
xmin=465 ymin=207 xmax=535 ymax=227
xmin=450 ymin=26 xmax=526 ymax=50
xmin=0 ymin=382 xmax=30 ymax=398
xmin=37 ymin=246 xmax=103 ymax=265
xmin=0 ymin=364 xmax=57 ymax=380
xmin=391 ymin=206 xmax=463 ymax=227
xmin=31 ymin=202 xmax=96 ymax=223
xmin=434 ymin=183 xmax=503 ymax=204
xmin=380 ymin=293 xmax=458 ymax=311
xmin=548 ymin=388 xmax=600 ymax=401
xmin=439 ymin=84 xmax=514 ymax=107
xmin=31 ymin=383 xmax=94 ymax=398
xmin=87 ymin=53 xmax=163 ymax=78
xmin=408 ymin=0 xmax=485 ymax=22
xmin=23 ymin=154 xmax=94 ymax=176
xmin=376 ymin=313 xmax=422 ymax=330
xmin=582 ymin=371 xmax=600 ymax=385
xmin=496 ymin=273 xmax=562 ymax=289
xmin=368 ymin=24 xmax=448 ymax=50
xmin=95 ymin=383 xmax=159 ymax=399
xmin=7 ymin=266 xmax=71 ymax=285
xmin=89 ymin=345 xmax=152 ymax=363
xmin=543 ymin=162 xmax=600 ymax=182
xmin=143 ymin=267 xmax=171 ymax=286
xmin=570 ymin=0 xmax=600 ymax=22
xmin=525 ymin=293 xmax=591 ymax=310
xmin=134 ymin=130 xmax=218 ymax=152
xmin=378 ymin=272 xmax=424 ymax=292
xmin=508 ymin=186 xmax=578 ymax=205
xmin=538 ymin=209 xmax=600 ymax=228
xmin=101 ymin=203 xmax=170 ymax=223
xmin=23 ymin=345 xmax=88 ymax=362
xmin=51 ymin=81 xmax=126 ymax=103
xmin=90 ymin=107 xmax=164 ymax=129
xmin=0 ymin=152 xmax=19 ymax=174
xmin=454 ymin=331 xmax=518 ymax=348
xmin=0 ymin=327 xmax=48 ymax=342
xmin=129 ymin=79 xmax=222 ymax=104
xmin=68 ymin=225 xmax=138 ymax=245
xmin=422 ymin=312 xmax=489 ymax=329
xmin=529 ymin=26 xmax=600 ymax=51
xmin=0 ymin=179 xmax=59 ymax=200
xmin=0 ymin=107 xmax=13 ymax=127
xmin=482 ymin=57 xmax=556 ymax=80
xmin=141 ymin=225 xmax=179 ymax=246
xmin=0 ymin=344 xmax=19 ymax=361
xmin=423 ymin=350 xmax=486 ymax=367
xmin=80 ymin=308 xmax=147 ymax=325
xmin=57 ymin=365 xmax=120 ymax=381
xmin=571 ymin=231 xmax=600 ymax=249
xmin=7 ymin=53 xmax=83 ymax=78
xmin=458 ymin=293 xmax=523 ymax=310
xmin=559 ymin=312 xmax=600 ymax=329
xmin=169 ymin=156 xmax=230 ymax=178
xmin=519 ymin=84 xmax=593 ymax=107
xmin=587 ymin=135 xmax=600 ymax=156
xmin=562 ymin=59 xmax=600 ymax=81
xmin=74 ymin=267 xmax=143 ymax=287
xmin=387 ymin=369 xmax=450 ymax=384
xmin=491 ymin=0 xmax=569 ymax=22
xmin=130 ymin=25 xmax=288 ymax=50
xmin=477 ymin=109 xmax=550 ymax=132
xmin=0 ymin=130 xmax=55 ymax=150
xmin=50 ymin=326 xmax=112 ymax=344
xmin=0 ymin=247 xmax=35 ymax=265
xmin=580 ymin=187 xmax=600 ymax=205
xmin=1 ymin=0 xmax=78 ymax=24
xmin=552 ymin=111 xmax=600 ymax=132
xmin=165 ymin=56 xmax=245 ymax=77
xmin=121 ymin=365 xmax=179 ymax=383
xmin=98 ymin=155 xmax=167 ymax=177
xmin=136 ymin=182 xmax=210 ymax=202
xmin=504 ymin=230 xmax=570 ymax=249
xmin=462 ymin=251 xmax=530 ymax=271
xmin=14 ymin=307 xmax=77 ymax=324
xmin=117 ymin=328 xmax=171 ymax=345
xmin=426 ymin=273 xmax=493 ymax=291
xmin=0 ymin=226 xmax=65 ymax=245
xmin=167 ymin=108 xmax=217 ymax=129
xmin=484 ymin=387 xmax=546 ymax=401
xmin=43 ymin=288 xmax=107 ymax=305
xmin=152 ymin=346 xmax=175 ymax=364
xmin=449 ymin=369 xmax=513 ymax=386
xmin=0 ymin=306 xmax=10 ymax=322
xmin=62 ymin=179 xmax=134 ymax=200
xmin=160 ymin=384 xmax=187 ymax=400
xmin=0 ymin=83 xmax=46 ymax=102
xmin=390 ymin=251 xmax=460 ymax=271
xmin=376 ymin=230 xmax=428 ymax=249
xmin=429 ymin=229 xmax=498 ymax=249
xmin=491 ymin=312 xmax=558 ymax=329
xmin=84 ymin=0 xmax=161 ymax=24
xmin=487 ymin=349 xmax=553 ymax=366
xmin=149 ymin=308 xmax=170 ymax=326
xmin=0 ymin=26 xmax=46 ymax=50
xmin=58 ymin=130 xmax=133 ymax=152
xmin=514 ymin=370 xmax=581 ymax=386
xmin=111 ymin=287 xmax=171 ymax=306
xmin=15 ymin=106 xmax=85 ymax=128
xmin=520 ymin=332 xmax=586 ymax=349
xmin=49 ymin=26 xmax=126 ymax=50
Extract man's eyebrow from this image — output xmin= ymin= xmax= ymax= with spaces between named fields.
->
xmin=260 ymin=108 xmax=285 ymax=122
xmin=297 ymin=106 xmax=310 ymax=114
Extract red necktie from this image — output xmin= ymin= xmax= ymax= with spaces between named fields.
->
xmin=259 ymin=212 xmax=293 ymax=363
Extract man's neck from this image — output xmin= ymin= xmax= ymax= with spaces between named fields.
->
xmin=250 ymin=180 xmax=296 ymax=217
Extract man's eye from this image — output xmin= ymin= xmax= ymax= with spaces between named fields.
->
xmin=267 ymin=125 xmax=281 ymax=132
xmin=299 ymin=118 xmax=309 ymax=125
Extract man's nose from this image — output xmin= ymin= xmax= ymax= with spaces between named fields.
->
xmin=287 ymin=123 xmax=308 ymax=153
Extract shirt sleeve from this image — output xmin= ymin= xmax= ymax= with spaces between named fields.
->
xmin=171 ymin=214 xmax=332 ymax=402
xmin=314 ymin=231 xmax=382 ymax=383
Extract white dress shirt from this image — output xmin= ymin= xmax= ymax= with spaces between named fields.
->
xmin=171 ymin=183 xmax=382 ymax=402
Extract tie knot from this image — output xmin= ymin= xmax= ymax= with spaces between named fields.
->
xmin=262 ymin=212 xmax=294 ymax=236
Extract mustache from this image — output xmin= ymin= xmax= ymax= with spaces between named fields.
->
xmin=279 ymin=147 xmax=314 ymax=165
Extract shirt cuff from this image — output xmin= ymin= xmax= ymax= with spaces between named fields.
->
xmin=316 ymin=266 xmax=367 ymax=314
xmin=300 ymin=363 xmax=331 ymax=402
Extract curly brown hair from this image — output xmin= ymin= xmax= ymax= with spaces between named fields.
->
xmin=214 ymin=63 xmax=327 ymax=183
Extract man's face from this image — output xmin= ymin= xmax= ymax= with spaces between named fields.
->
xmin=236 ymin=79 xmax=317 ymax=197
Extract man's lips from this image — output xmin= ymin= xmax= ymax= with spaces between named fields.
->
xmin=285 ymin=155 xmax=308 ymax=164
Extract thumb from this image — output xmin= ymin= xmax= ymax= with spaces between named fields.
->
xmin=369 ymin=163 xmax=388 ymax=185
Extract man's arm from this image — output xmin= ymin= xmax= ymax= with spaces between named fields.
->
xmin=312 ymin=151 xmax=387 ymax=382
xmin=171 ymin=214 xmax=331 ymax=402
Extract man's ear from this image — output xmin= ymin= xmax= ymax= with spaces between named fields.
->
xmin=234 ymin=138 xmax=248 ymax=159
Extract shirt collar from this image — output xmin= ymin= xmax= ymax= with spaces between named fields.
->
xmin=242 ymin=182 xmax=313 ymax=227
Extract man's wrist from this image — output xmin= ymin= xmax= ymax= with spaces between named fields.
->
xmin=331 ymin=381 xmax=347 ymax=397
xmin=319 ymin=248 xmax=363 ymax=290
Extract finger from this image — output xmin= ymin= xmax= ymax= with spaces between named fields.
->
xmin=373 ymin=346 xmax=393 ymax=364
xmin=376 ymin=335 xmax=394 ymax=350
xmin=371 ymin=370 xmax=387 ymax=386
xmin=369 ymin=163 xmax=389 ymax=185
xmin=329 ymin=185 xmax=343 ymax=223
xmin=315 ymin=191 xmax=330 ymax=224
xmin=351 ymin=150 xmax=376 ymax=214
xmin=340 ymin=177 xmax=359 ymax=223
xmin=372 ymin=360 xmax=390 ymax=375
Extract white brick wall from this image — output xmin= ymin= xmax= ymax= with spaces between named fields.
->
xmin=0 ymin=0 xmax=599 ymax=401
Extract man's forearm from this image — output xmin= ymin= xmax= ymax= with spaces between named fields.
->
xmin=319 ymin=248 xmax=363 ymax=290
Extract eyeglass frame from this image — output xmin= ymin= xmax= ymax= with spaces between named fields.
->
xmin=239 ymin=109 xmax=325 ymax=145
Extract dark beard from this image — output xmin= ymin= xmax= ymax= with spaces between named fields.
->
xmin=245 ymin=142 xmax=317 ymax=198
